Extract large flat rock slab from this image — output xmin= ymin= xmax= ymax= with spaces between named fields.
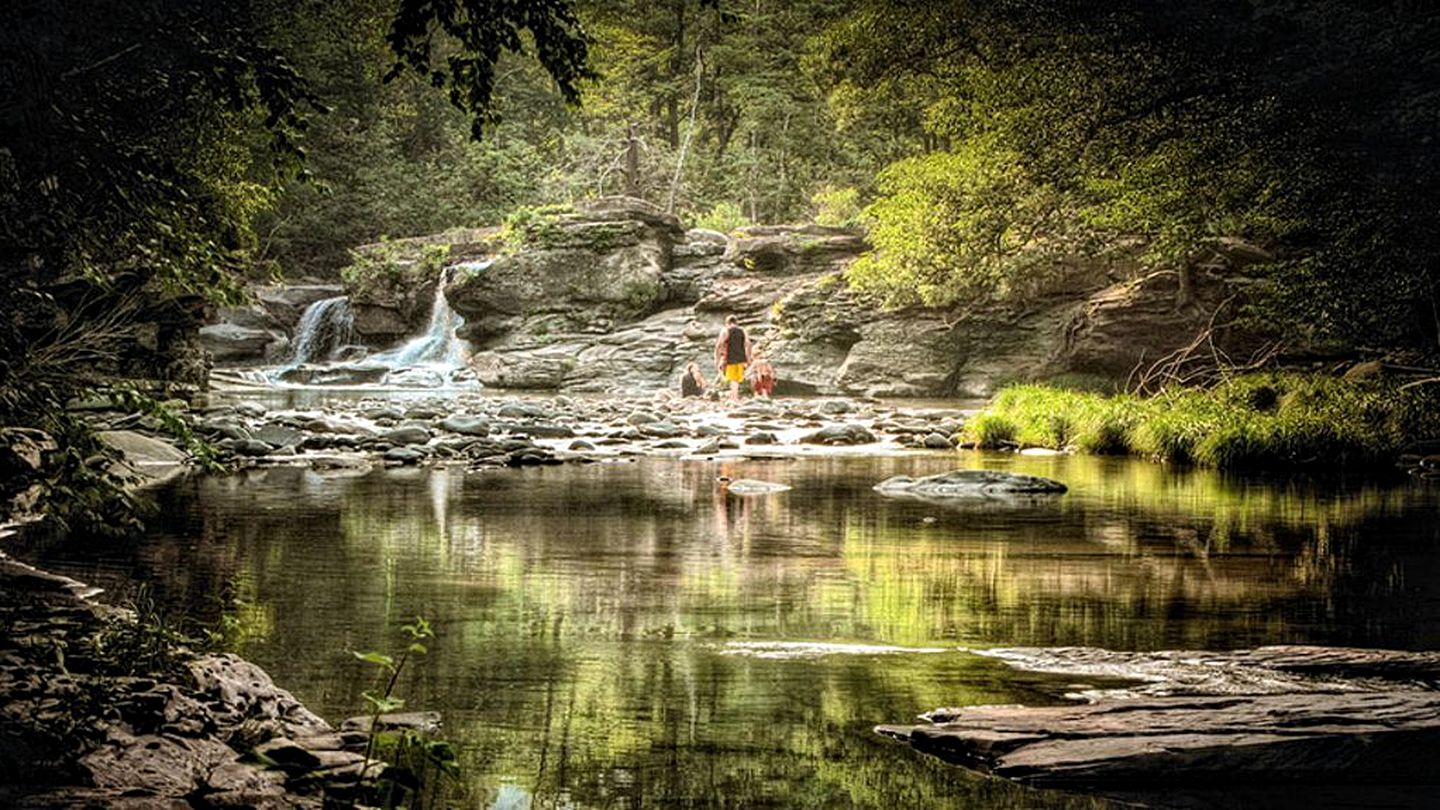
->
xmin=98 ymin=429 xmax=189 ymax=485
xmin=879 ymin=691 xmax=1440 ymax=786
xmin=879 ymin=645 xmax=1440 ymax=792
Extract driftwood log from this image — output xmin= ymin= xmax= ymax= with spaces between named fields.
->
xmin=878 ymin=646 xmax=1440 ymax=789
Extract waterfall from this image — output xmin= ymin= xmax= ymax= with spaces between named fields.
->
xmin=289 ymin=296 xmax=354 ymax=364
xmin=370 ymin=265 xmax=475 ymax=368
xmin=267 ymin=264 xmax=481 ymax=388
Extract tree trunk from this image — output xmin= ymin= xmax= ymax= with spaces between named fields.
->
xmin=665 ymin=0 xmax=687 ymax=149
xmin=625 ymin=122 xmax=640 ymax=198
xmin=1176 ymin=263 xmax=1196 ymax=312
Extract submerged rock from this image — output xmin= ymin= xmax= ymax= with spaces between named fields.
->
xmin=922 ymin=432 xmax=956 ymax=449
xmin=720 ymin=478 xmax=792 ymax=495
xmin=875 ymin=470 xmax=1067 ymax=498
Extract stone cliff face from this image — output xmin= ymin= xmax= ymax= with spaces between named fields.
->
xmin=440 ymin=198 xmax=1268 ymax=397
xmin=203 ymin=196 xmax=1270 ymax=396
xmin=446 ymin=203 xmax=681 ymax=344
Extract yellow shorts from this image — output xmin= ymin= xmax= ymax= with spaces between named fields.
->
xmin=724 ymin=363 xmax=747 ymax=383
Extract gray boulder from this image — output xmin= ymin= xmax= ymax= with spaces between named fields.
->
xmin=220 ymin=438 xmax=274 ymax=458
xmin=801 ymin=424 xmax=877 ymax=445
xmin=439 ymin=415 xmax=491 ymax=436
xmin=922 ymin=432 xmax=956 ymax=449
xmin=252 ymin=424 xmax=304 ymax=448
xmin=384 ymin=446 xmax=427 ymax=464
xmin=253 ymin=284 xmax=345 ymax=329
xmin=276 ymin=363 xmax=390 ymax=386
xmin=382 ymin=426 xmax=431 ymax=445
xmin=98 ymin=429 xmax=188 ymax=468
xmin=199 ymin=323 xmax=286 ymax=365
xmin=726 ymin=225 xmax=868 ymax=275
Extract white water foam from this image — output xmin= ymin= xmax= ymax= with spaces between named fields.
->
xmin=288 ymin=296 xmax=355 ymax=365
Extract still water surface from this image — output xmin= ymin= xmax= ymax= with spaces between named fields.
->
xmin=13 ymin=452 xmax=1440 ymax=807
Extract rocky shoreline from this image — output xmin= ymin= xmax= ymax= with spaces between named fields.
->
xmin=0 ymin=541 xmax=426 ymax=809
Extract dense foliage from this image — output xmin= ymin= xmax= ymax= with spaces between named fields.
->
xmin=4 ymin=1 xmax=1437 ymax=525
xmin=819 ymin=0 xmax=1440 ymax=350
xmin=259 ymin=0 xmax=906 ymax=275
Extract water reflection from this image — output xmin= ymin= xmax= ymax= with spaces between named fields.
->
xmin=10 ymin=453 xmax=1439 ymax=808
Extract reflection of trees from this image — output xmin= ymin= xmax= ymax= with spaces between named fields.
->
xmin=12 ymin=454 xmax=1435 ymax=808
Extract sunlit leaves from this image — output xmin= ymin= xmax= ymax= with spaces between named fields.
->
xmin=849 ymin=137 xmax=1088 ymax=306
xmin=819 ymin=0 xmax=1440 ymax=348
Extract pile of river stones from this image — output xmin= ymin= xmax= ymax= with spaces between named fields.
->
xmin=79 ymin=394 xmax=974 ymax=472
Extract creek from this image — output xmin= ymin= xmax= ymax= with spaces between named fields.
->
xmin=8 ymin=432 xmax=1440 ymax=808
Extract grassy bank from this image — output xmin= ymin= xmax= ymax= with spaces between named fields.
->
xmin=963 ymin=374 xmax=1439 ymax=470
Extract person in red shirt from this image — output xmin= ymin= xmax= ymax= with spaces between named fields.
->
xmin=749 ymin=354 xmax=776 ymax=398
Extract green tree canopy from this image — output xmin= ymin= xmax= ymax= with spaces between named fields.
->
xmin=817 ymin=0 xmax=1440 ymax=349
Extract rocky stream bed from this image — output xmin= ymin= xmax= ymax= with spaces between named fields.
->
xmin=6 ymin=387 xmax=1440 ymax=808
xmin=83 ymin=392 xmax=978 ymax=477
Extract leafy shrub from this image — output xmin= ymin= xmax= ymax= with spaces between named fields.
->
xmin=811 ymin=185 xmax=862 ymax=228
xmin=498 ymin=204 xmax=575 ymax=252
xmin=966 ymin=413 xmax=1017 ymax=448
xmin=352 ymin=616 xmax=459 ymax=809
xmin=692 ymin=201 xmax=751 ymax=234
xmin=341 ymin=240 xmax=452 ymax=297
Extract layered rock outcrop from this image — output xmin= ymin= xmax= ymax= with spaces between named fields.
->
xmin=445 ymin=206 xmax=682 ymax=343
xmin=440 ymin=199 xmax=1268 ymax=397
xmin=345 ymin=229 xmax=497 ymax=346
xmin=878 ymin=645 xmax=1440 ymax=803
xmin=203 ymin=196 xmax=1272 ymax=396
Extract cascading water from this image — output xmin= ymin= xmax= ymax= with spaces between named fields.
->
xmin=370 ymin=266 xmax=473 ymax=368
xmin=260 ymin=263 xmax=483 ymax=388
xmin=288 ymin=296 xmax=355 ymax=365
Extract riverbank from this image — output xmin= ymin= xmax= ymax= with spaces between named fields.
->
xmin=0 ymin=535 xmax=378 ymax=808
xmin=962 ymin=374 xmax=1440 ymax=472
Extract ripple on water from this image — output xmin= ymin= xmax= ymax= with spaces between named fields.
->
xmin=721 ymin=641 xmax=953 ymax=659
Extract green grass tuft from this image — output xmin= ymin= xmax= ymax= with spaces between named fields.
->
xmin=964 ymin=373 xmax=1438 ymax=470
xmin=967 ymin=413 xmax=1018 ymax=448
